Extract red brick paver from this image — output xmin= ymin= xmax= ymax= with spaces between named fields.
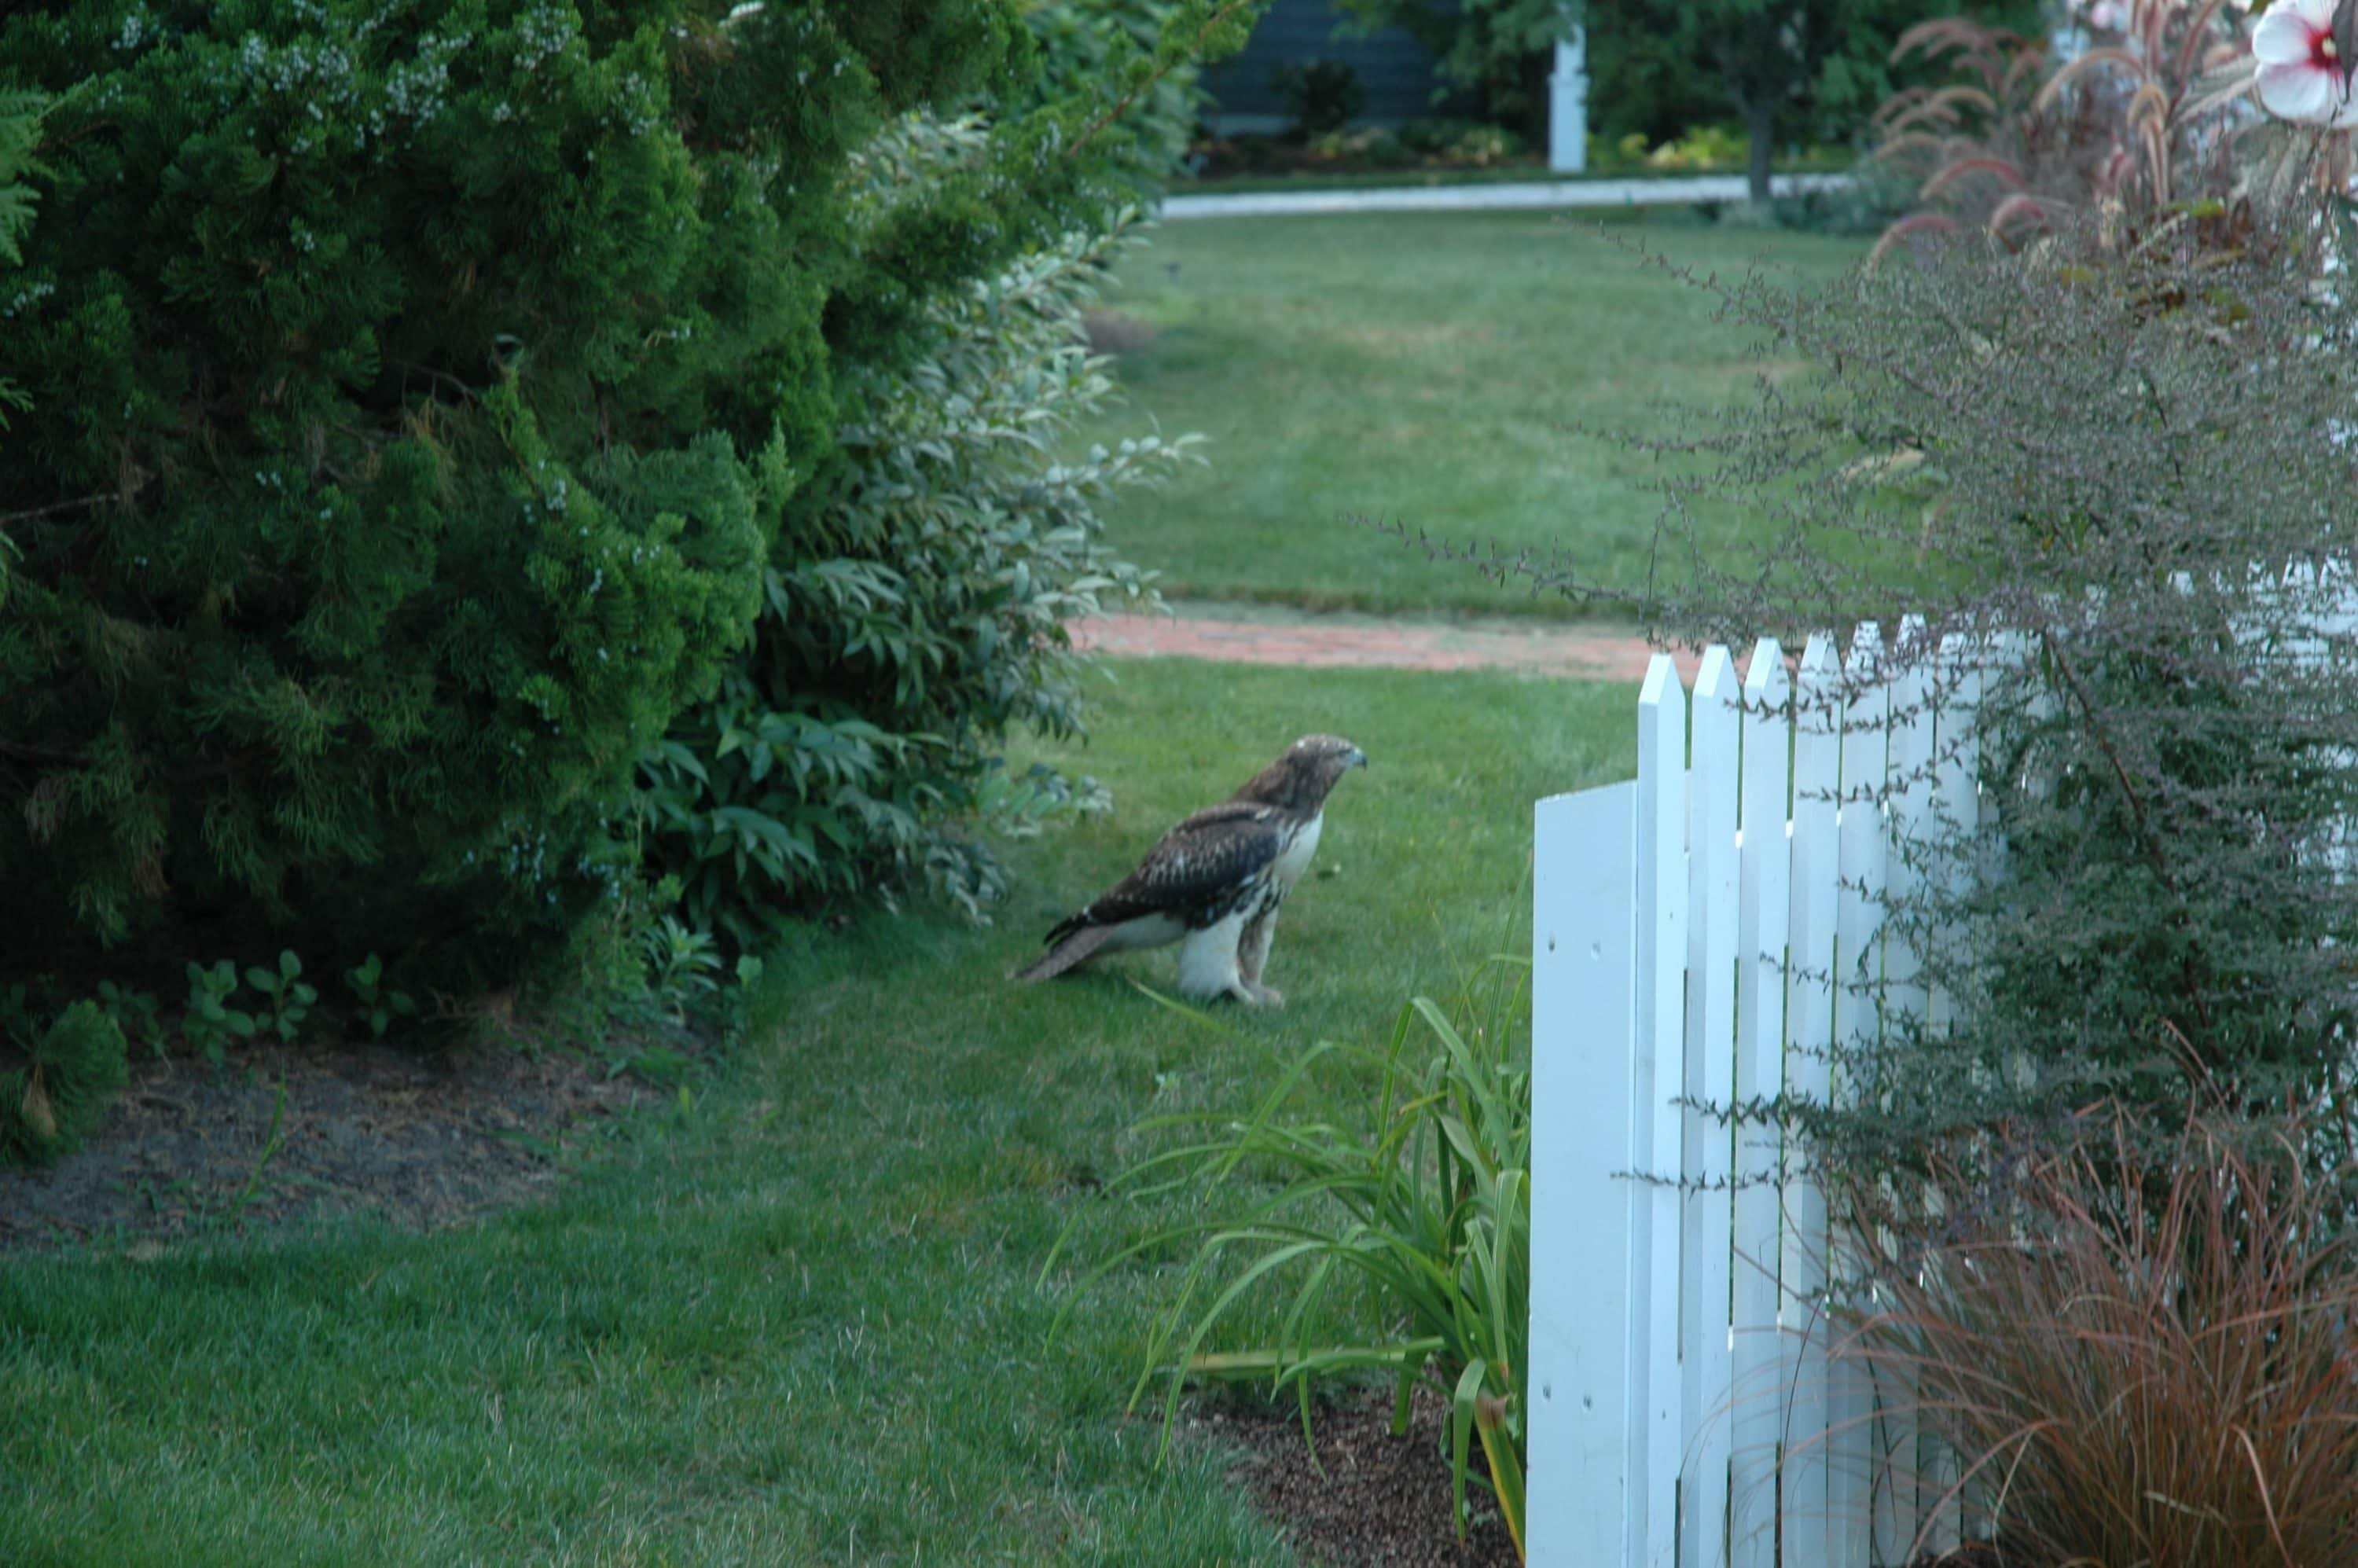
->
xmin=1070 ymin=606 xmax=1705 ymax=683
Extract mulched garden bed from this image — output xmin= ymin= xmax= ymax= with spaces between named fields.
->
xmin=1196 ymin=1381 xmax=2011 ymax=1567
xmin=0 ymin=1025 xmax=669 ymax=1254
xmin=1196 ymin=1383 xmax=1521 ymax=1567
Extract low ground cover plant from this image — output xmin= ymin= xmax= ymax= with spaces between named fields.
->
xmin=1057 ymin=957 xmax=1533 ymax=1559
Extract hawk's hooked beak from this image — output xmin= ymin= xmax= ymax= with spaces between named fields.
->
xmin=1348 ymin=746 xmax=1368 ymax=769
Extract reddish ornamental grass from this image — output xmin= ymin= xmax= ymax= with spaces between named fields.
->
xmin=1834 ymin=1111 xmax=2358 ymax=1568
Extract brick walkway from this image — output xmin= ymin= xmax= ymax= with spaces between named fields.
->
xmin=1070 ymin=604 xmax=1699 ymax=683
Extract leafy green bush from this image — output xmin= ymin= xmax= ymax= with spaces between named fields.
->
xmin=0 ymin=4 xmax=890 ymax=996
xmin=1270 ymin=58 xmax=1364 ymax=137
xmin=1021 ymin=0 xmax=1207 ymax=185
xmin=642 ymin=120 xmax=1194 ymax=948
xmin=0 ymin=2 xmax=1259 ymax=1007
xmin=1489 ymin=202 xmax=2358 ymax=1178
xmin=1056 ymin=964 xmax=1533 ymax=1560
xmin=2 ymin=1001 xmax=128 ymax=1169
xmin=0 ymin=85 xmax=42 ymax=434
xmin=1336 ymin=0 xmax=1565 ymax=136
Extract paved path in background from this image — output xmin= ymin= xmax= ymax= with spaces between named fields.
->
xmin=1070 ymin=602 xmax=1702 ymax=683
xmin=1158 ymin=172 xmax=1852 ymax=221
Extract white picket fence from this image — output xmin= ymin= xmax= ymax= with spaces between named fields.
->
xmin=1526 ymin=620 xmax=1993 ymax=1568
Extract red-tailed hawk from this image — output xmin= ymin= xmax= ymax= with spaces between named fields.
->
xmin=1015 ymin=735 xmax=1367 ymax=1006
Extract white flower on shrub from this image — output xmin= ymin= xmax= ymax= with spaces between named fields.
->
xmin=2255 ymin=0 xmax=2358 ymax=126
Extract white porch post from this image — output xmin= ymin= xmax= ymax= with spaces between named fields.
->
xmin=1548 ymin=27 xmax=1589 ymax=174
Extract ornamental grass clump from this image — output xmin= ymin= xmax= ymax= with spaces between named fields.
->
xmin=1052 ymin=959 xmax=1532 ymax=1560
xmin=1835 ymin=1106 xmax=2358 ymax=1568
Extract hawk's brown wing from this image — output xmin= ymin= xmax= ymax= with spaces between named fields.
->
xmin=1041 ymin=800 xmax=1295 ymax=946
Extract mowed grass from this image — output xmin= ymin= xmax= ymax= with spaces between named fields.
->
xmin=1078 ymin=208 xmax=1867 ymax=616
xmin=0 ymin=659 xmax=1633 ymax=1566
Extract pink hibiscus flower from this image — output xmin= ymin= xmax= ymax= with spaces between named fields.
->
xmin=2255 ymin=0 xmax=2358 ymax=127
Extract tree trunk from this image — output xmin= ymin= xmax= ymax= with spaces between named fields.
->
xmin=1742 ymin=98 xmax=1777 ymax=205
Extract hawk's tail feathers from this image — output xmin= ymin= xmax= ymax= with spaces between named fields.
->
xmin=1041 ymin=906 xmax=1093 ymax=949
xmin=1015 ymin=923 xmax=1113 ymax=983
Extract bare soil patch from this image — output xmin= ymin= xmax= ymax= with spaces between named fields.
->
xmin=0 ymin=1030 xmax=669 ymax=1254
xmin=1196 ymin=1383 xmax=1519 ymax=1567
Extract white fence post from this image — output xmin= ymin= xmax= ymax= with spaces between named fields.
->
xmin=1781 ymin=634 xmax=1841 ymax=1566
xmin=1636 ymin=656 xmax=1690 ymax=1566
xmin=1829 ymin=623 xmax=1887 ymax=1566
xmin=1925 ymin=630 xmax=1985 ymax=1548
xmin=1548 ymin=26 xmax=1589 ymax=174
xmin=1731 ymin=640 xmax=1791 ymax=1568
xmin=1529 ymin=780 xmax=1643 ymax=1563
xmin=1680 ymin=648 xmax=1742 ymax=1568
xmin=1876 ymin=619 xmax=1934 ymax=1562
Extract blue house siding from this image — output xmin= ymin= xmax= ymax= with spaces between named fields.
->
xmin=1199 ymin=0 xmax=1455 ymax=130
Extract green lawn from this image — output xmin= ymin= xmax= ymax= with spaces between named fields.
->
xmin=1079 ymin=208 xmax=1867 ymax=616
xmin=0 ymin=659 xmax=1633 ymax=1566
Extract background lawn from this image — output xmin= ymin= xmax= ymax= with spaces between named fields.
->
xmin=0 ymin=659 xmax=1633 ymax=1566
xmin=1077 ymin=207 xmax=1866 ymax=617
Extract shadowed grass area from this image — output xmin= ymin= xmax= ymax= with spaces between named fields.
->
xmin=1078 ymin=208 xmax=1866 ymax=617
xmin=0 ymin=659 xmax=1633 ymax=1566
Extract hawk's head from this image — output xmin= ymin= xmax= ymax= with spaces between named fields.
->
xmin=1239 ymin=733 xmax=1368 ymax=810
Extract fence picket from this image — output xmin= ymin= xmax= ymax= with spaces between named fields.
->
xmin=1530 ymin=615 xmax=2176 ymax=1565
xmin=1780 ymin=634 xmax=1841 ymax=1568
xmin=1829 ymin=624 xmax=1886 ymax=1566
xmin=1920 ymin=631 xmax=1983 ymax=1551
xmin=1730 ymin=641 xmax=1791 ymax=1568
xmin=1529 ymin=778 xmax=1644 ymax=1564
xmin=1680 ymin=648 xmax=1741 ymax=1568
xmin=1637 ymin=656 xmax=1691 ymax=1567
xmin=1875 ymin=619 xmax=1934 ymax=1562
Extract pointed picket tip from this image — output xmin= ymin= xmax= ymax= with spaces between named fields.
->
xmin=1895 ymin=612 xmax=1932 ymax=674
xmin=1798 ymin=632 xmax=1838 ymax=684
xmin=1744 ymin=636 xmax=1789 ymax=705
xmin=1695 ymin=644 xmax=1739 ymax=702
xmin=1843 ymin=620 xmax=1882 ymax=683
xmin=1639 ymin=651 xmax=1680 ymax=710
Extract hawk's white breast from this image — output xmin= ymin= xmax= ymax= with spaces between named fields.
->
xmin=1271 ymin=811 xmax=1323 ymax=893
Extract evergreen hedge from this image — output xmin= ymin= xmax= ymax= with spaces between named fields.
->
xmin=0 ymin=2 xmax=1248 ymax=999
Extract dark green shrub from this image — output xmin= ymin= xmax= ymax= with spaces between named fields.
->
xmin=0 ymin=4 xmax=854 ymax=994
xmin=2 ymin=1001 xmax=128 ymax=1168
xmin=0 ymin=1 xmax=1237 ymax=1001
xmin=1335 ymin=0 xmax=1563 ymax=136
xmin=0 ymin=86 xmax=41 ymax=422
xmin=1023 ymin=0 xmax=1206 ymax=185
xmin=1270 ymin=58 xmax=1363 ymax=137
xmin=642 ymin=121 xmax=1193 ymax=947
